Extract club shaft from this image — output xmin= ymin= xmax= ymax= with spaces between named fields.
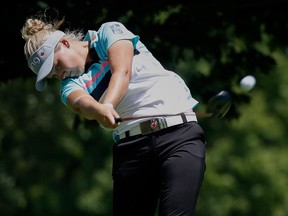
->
xmin=115 ymin=111 xmax=213 ymax=123
xmin=115 ymin=90 xmax=231 ymax=123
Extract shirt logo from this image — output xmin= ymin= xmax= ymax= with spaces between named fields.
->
xmin=110 ymin=24 xmax=123 ymax=34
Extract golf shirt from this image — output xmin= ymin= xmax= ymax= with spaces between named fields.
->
xmin=60 ymin=21 xmax=198 ymax=134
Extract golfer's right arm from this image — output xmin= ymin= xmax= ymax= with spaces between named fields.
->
xmin=66 ymin=89 xmax=119 ymax=128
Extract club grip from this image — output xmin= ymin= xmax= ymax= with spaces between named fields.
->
xmin=115 ymin=117 xmax=122 ymax=123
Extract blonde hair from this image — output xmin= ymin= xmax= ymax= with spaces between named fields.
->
xmin=21 ymin=12 xmax=85 ymax=60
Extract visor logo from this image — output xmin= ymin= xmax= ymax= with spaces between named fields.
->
xmin=30 ymin=57 xmax=41 ymax=70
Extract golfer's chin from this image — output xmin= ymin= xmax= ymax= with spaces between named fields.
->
xmin=72 ymin=70 xmax=85 ymax=77
xmin=64 ymin=69 xmax=85 ymax=79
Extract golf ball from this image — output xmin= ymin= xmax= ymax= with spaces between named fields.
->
xmin=240 ymin=75 xmax=256 ymax=91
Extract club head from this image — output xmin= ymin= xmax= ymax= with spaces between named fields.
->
xmin=207 ymin=90 xmax=232 ymax=118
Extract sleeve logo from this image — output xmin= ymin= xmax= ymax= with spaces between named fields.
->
xmin=110 ymin=24 xmax=123 ymax=34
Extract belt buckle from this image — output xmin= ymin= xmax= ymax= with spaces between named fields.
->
xmin=140 ymin=118 xmax=167 ymax=135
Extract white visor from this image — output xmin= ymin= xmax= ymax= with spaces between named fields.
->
xmin=28 ymin=30 xmax=65 ymax=91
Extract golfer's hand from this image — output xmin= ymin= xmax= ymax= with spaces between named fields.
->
xmin=98 ymin=103 xmax=120 ymax=129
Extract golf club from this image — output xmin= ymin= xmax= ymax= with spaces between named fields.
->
xmin=115 ymin=90 xmax=232 ymax=123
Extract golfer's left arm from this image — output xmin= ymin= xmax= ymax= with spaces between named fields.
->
xmin=102 ymin=39 xmax=134 ymax=107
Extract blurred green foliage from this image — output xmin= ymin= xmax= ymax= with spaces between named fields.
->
xmin=0 ymin=79 xmax=114 ymax=215
xmin=1 ymin=0 xmax=288 ymax=215
xmin=197 ymin=50 xmax=288 ymax=216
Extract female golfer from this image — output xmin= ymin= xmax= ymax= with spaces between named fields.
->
xmin=21 ymin=11 xmax=206 ymax=216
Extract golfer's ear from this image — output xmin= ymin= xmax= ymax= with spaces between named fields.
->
xmin=60 ymin=38 xmax=70 ymax=48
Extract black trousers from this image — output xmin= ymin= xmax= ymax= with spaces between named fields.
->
xmin=112 ymin=121 xmax=206 ymax=216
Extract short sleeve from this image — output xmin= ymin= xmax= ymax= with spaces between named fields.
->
xmin=97 ymin=22 xmax=140 ymax=58
xmin=60 ymin=79 xmax=85 ymax=105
